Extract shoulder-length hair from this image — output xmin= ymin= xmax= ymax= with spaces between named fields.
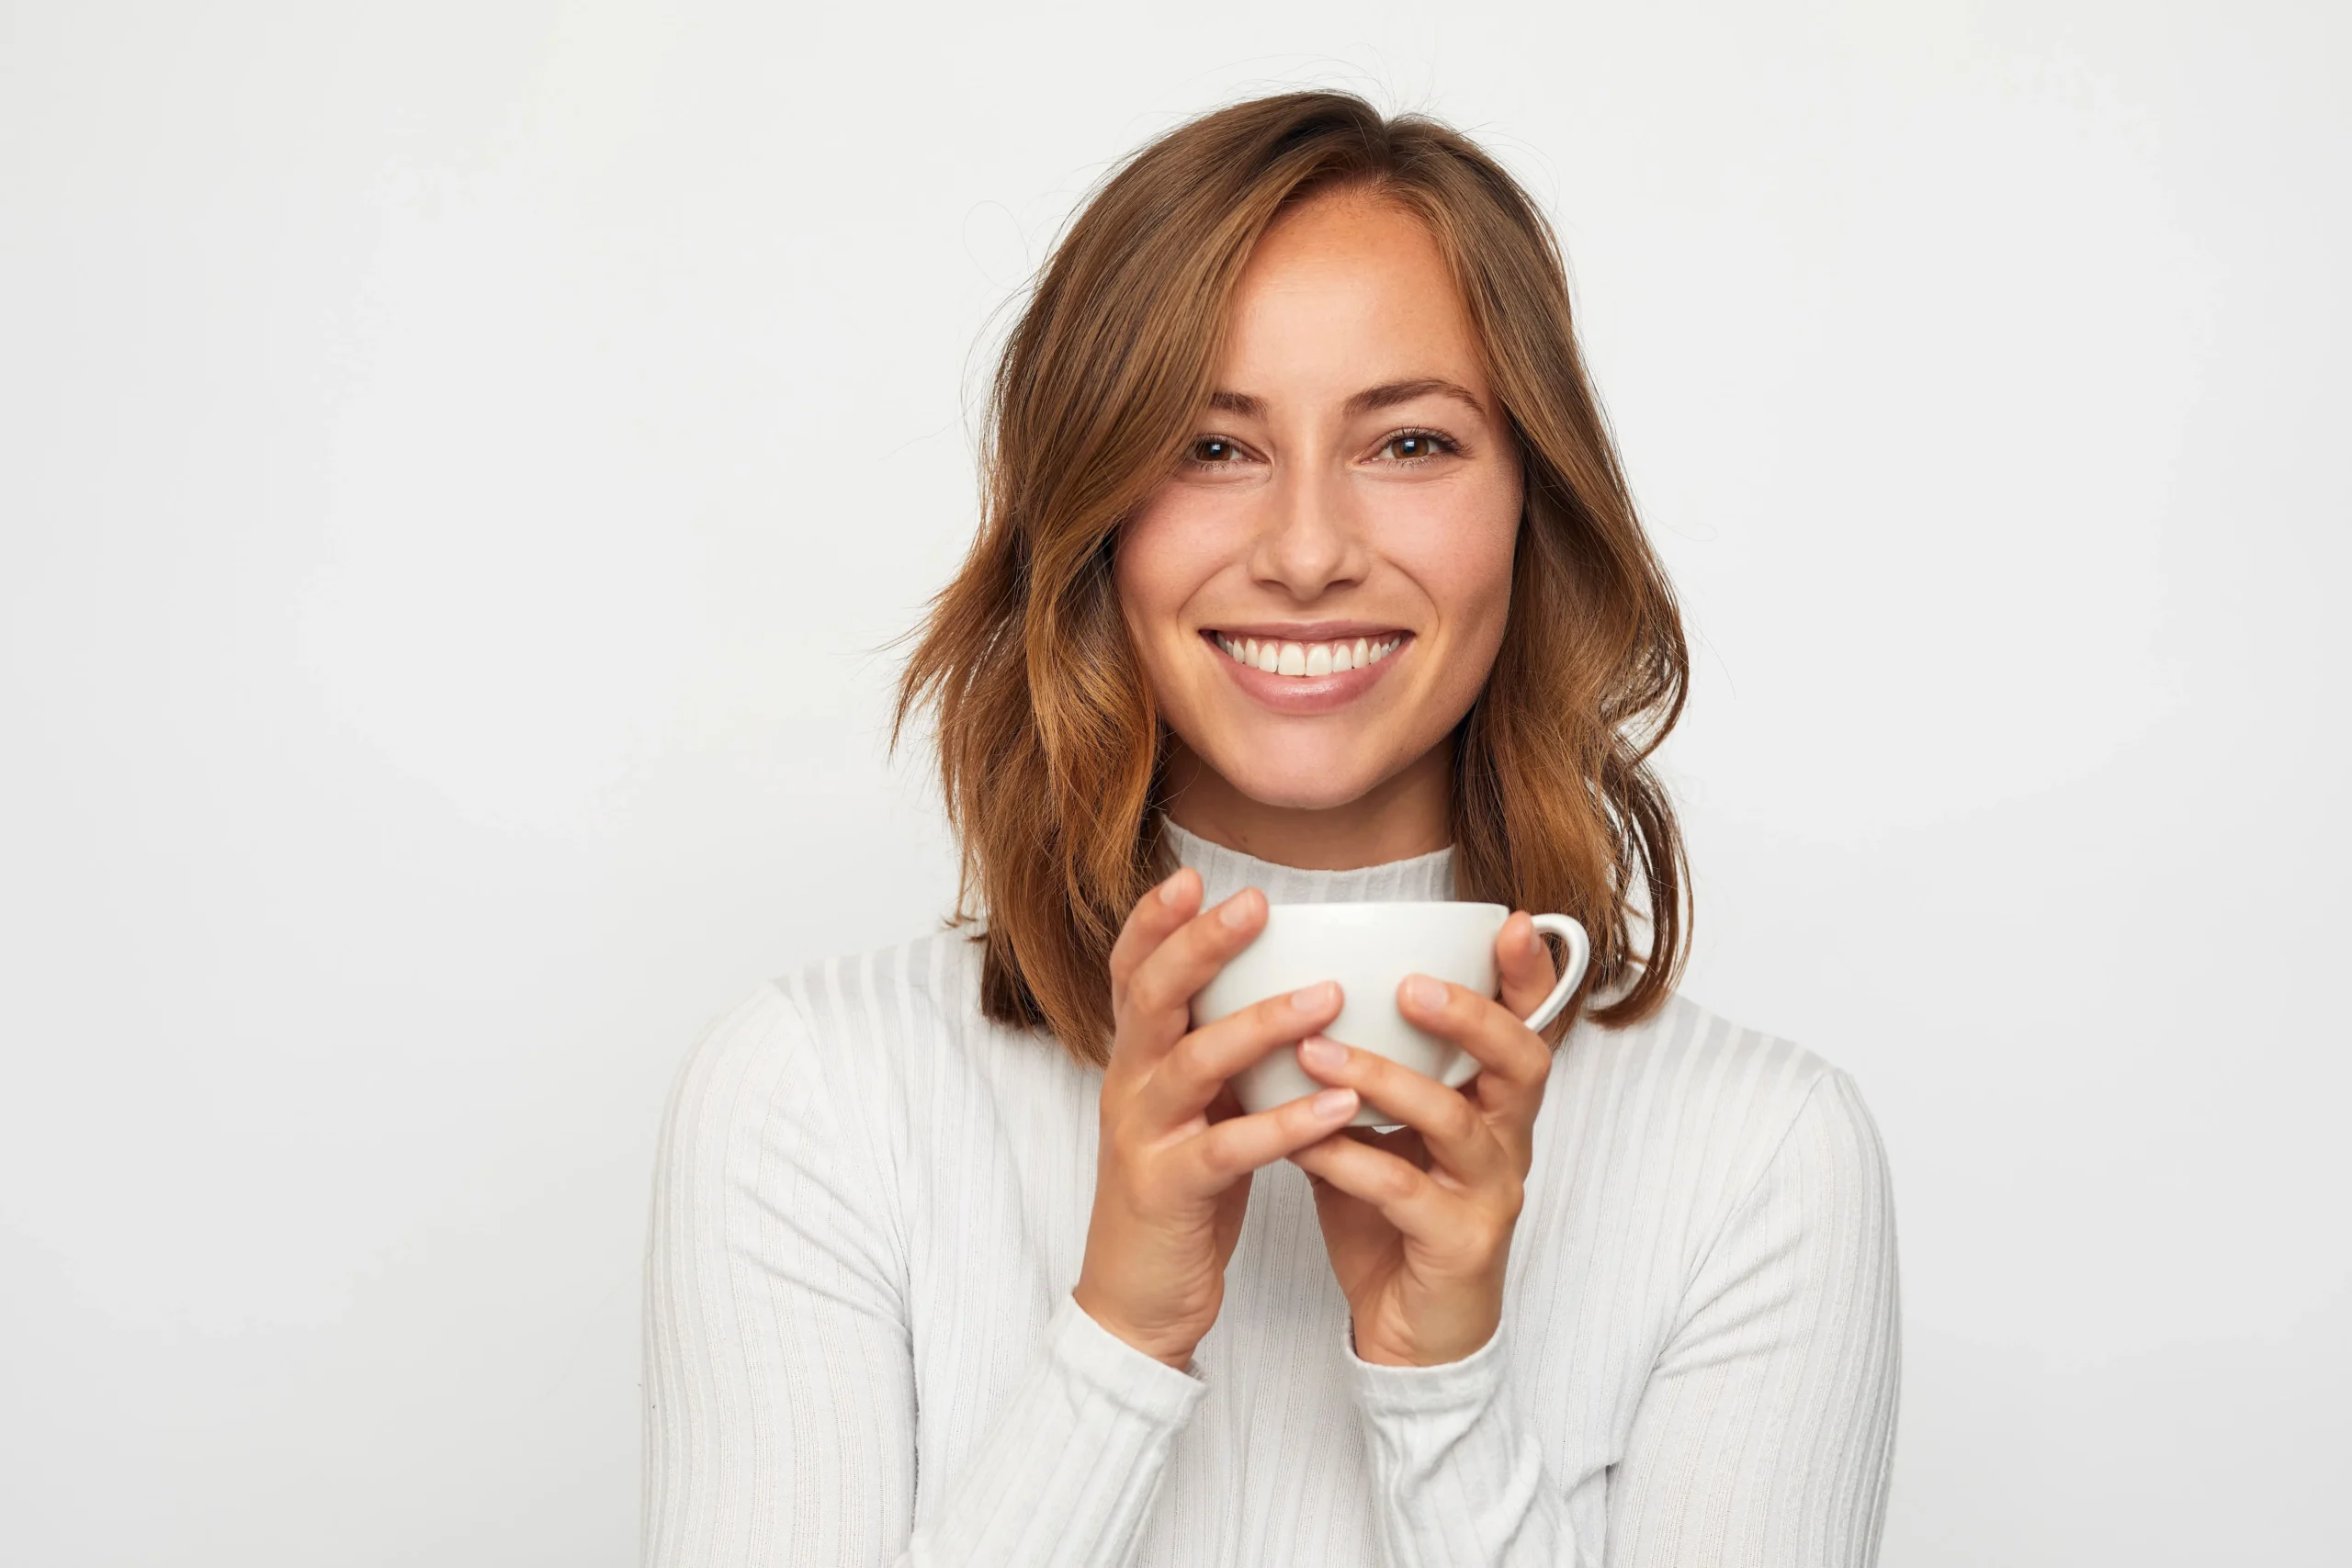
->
xmin=896 ymin=90 xmax=1690 ymax=1067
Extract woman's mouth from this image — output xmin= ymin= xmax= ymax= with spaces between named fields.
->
xmin=1206 ymin=631 xmax=1406 ymax=677
xmin=1196 ymin=626 xmax=1413 ymax=716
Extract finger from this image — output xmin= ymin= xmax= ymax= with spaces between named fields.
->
xmin=1183 ymin=1084 xmax=1362 ymax=1188
xmin=1288 ymin=1132 xmax=1487 ymax=1250
xmin=1114 ymin=886 xmax=1268 ymax=1062
xmin=1495 ymin=911 xmax=1558 ymax=1021
xmin=1291 ymin=1034 xmax=1507 ymax=1184
xmin=1135 ymin=980 xmax=1344 ymax=1129
xmin=1107 ymin=866 xmax=1203 ymax=1010
xmin=1396 ymin=975 xmax=1551 ymax=1128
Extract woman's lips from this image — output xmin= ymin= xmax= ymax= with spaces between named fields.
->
xmin=1200 ymin=628 xmax=1412 ymax=714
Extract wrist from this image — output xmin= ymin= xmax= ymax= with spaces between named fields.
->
xmin=1070 ymin=1283 xmax=1197 ymax=1371
xmin=1349 ymin=1307 xmax=1500 ymax=1369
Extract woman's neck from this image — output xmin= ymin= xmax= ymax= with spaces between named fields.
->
xmin=1159 ymin=739 xmax=1453 ymax=871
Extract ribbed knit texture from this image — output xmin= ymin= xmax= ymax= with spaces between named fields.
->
xmin=642 ymin=822 xmax=1900 ymax=1566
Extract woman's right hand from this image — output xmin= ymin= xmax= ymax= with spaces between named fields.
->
xmin=1071 ymin=865 xmax=1360 ymax=1370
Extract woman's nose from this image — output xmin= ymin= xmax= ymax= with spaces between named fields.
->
xmin=1250 ymin=466 xmax=1369 ymax=599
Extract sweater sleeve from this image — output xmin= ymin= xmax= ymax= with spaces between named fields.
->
xmin=641 ymin=981 xmax=1206 ymax=1568
xmin=1606 ymin=1068 xmax=1901 ymax=1566
xmin=1340 ymin=1067 xmax=1900 ymax=1568
xmin=1343 ymin=1313 xmax=1596 ymax=1568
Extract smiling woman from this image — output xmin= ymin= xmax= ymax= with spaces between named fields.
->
xmin=645 ymin=90 xmax=1898 ymax=1568
xmin=899 ymin=107 xmax=1691 ymax=1066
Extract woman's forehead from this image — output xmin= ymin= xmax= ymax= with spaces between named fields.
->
xmin=1216 ymin=196 xmax=1487 ymax=409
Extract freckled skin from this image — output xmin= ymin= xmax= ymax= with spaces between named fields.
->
xmin=1115 ymin=191 xmax=1522 ymax=866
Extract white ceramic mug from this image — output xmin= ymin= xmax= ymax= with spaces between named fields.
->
xmin=1191 ymin=901 xmax=1593 ymax=1131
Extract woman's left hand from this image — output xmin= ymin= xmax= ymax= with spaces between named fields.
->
xmin=1286 ymin=910 xmax=1563 ymax=1368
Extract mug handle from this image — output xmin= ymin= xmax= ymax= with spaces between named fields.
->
xmin=1521 ymin=913 xmax=1593 ymax=1032
xmin=1439 ymin=912 xmax=1593 ymax=1089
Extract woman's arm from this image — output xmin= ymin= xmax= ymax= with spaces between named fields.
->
xmin=1339 ymin=1066 xmax=1900 ymax=1567
xmin=1344 ymin=1314 xmax=1593 ymax=1567
xmin=1604 ymin=1068 xmax=1900 ymax=1565
xmin=639 ymin=981 xmax=1206 ymax=1568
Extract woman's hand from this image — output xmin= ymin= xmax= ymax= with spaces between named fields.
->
xmin=1071 ymin=866 xmax=1366 ymax=1370
xmin=1285 ymin=910 xmax=1563 ymax=1368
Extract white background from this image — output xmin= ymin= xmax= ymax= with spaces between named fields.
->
xmin=3 ymin=2 xmax=2346 ymax=1562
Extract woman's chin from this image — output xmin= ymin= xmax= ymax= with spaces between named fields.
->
xmin=1198 ymin=754 xmax=1401 ymax=815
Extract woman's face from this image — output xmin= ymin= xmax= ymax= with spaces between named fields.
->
xmin=1116 ymin=189 xmax=1523 ymax=818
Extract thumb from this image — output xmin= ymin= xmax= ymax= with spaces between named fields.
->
xmin=1495 ymin=911 xmax=1557 ymax=1021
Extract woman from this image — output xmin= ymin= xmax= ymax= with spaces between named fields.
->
xmin=643 ymin=91 xmax=1898 ymax=1567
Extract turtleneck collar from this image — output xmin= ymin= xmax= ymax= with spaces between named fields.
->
xmin=1160 ymin=817 xmax=1457 ymax=909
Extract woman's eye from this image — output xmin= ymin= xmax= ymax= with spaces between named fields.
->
xmin=1190 ymin=436 xmax=1243 ymax=464
xmin=1379 ymin=430 xmax=1456 ymax=462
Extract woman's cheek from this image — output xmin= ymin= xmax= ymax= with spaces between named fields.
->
xmin=1377 ymin=486 xmax=1518 ymax=623
xmin=1114 ymin=495 xmax=1222 ymax=692
xmin=1458 ymin=470 xmax=1524 ymax=617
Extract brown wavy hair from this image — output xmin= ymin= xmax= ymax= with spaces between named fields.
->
xmin=895 ymin=90 xmax=1690 ymax=1067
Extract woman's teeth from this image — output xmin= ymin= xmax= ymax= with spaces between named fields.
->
xmin=1213 ymin=634 xmax=1403 ymax=676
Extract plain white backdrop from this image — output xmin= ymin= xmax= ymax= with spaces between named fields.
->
xmin=3 ymin=1 xmax=2346 ymax=1562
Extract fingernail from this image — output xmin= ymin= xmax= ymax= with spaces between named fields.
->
xmin=1311 ymin=1088 xmax=1356 ymax=1118
xmin=1403 ymin=974 xmax=1446 ymax=1010
xmin=1159 ymin=870 xmax=1193 ymax=907
xmin=1290 ymin=981 xmax=1337 ymax=1013
xmin=1219 ymin=891 xmax=1259 ymax=929
xmin=1298 ymin=1035 xmax=1345 ymax=1069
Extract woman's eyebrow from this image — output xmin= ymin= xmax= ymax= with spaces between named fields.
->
xmin=1204 ymin=379 xmax=1487 ymax=420
xmin=1344 ymin=378 xmax=1486 ymax=418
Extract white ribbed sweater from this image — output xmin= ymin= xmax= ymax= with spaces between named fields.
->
xmin=642 ymin=824 xmax=1900 ymax=1567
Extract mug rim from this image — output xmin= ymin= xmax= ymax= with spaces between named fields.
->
xmin=1261 ymin=899 xmax=1510 ymax=915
